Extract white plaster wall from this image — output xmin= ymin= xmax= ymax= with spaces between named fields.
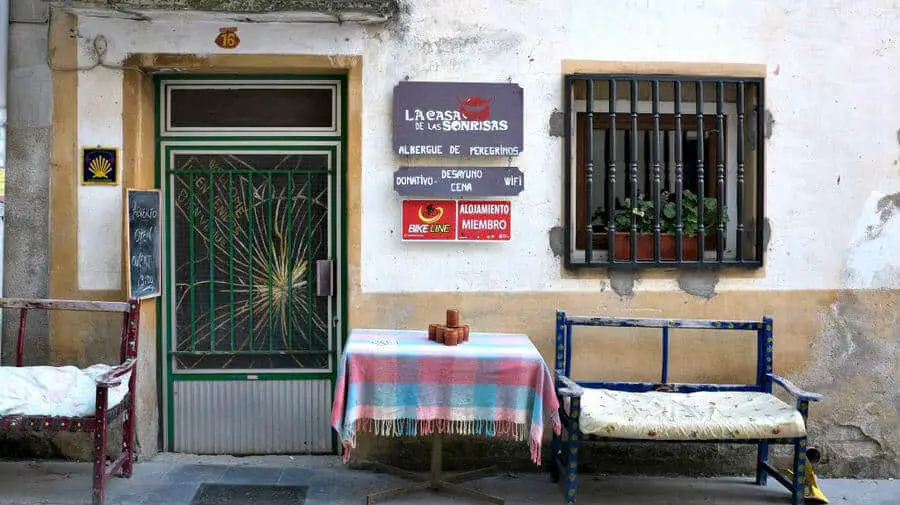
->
xmin=72 ymin=0 xmax=900 ymax=294
xmin=77 ymin=64 xmax=124 ymax=290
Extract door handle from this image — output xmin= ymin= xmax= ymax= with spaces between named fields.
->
xmin=316 ymin=259 xmax=334 ymax=297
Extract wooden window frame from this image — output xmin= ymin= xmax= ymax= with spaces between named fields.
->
xmin=574 ymin=113 xmax=727 ymax=250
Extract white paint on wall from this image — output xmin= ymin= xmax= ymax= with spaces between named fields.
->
xmin=71 ymin=0 xmax=900 ymax=294
xmin=76 ymin=60 xmax=124 ymax=290
xmin=843 ymin=192 xmax=900 ymax=290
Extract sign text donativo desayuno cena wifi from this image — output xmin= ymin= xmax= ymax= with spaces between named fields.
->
xmin=392 ymin=81 xmax=524 ymax=157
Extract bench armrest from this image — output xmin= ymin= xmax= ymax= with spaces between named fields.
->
xmin=767 ymin=373 xmax=822 ymax=402
xmin=95 ymin=358 xmax=137 ymax=387
xmin=554 ymin=369 xmax=584 ymax=398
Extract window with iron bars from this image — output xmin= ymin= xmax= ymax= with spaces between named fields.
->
xmin=563 ymin=75 xmax=766 ymax=268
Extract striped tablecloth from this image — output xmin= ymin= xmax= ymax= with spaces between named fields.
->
xmin=331 ymin=328 xmax=561 ymax=465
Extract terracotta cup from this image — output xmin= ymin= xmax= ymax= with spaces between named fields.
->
xmin=447 ymin=308 xmax=460 ymax=328
xmin=461 ymin=324 xmax=470 ymax=342
xmin=435 ymin=326 xmax=446 ymax=343
xmin=428 ymin=324 xmax=438 ymax=341
xmin=444 ymin=327 xmax=460 ymax=346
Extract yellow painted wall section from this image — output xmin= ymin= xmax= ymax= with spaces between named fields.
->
xmin=49 ymin=11 xmax=125 ymax=367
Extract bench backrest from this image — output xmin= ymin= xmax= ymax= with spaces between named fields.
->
xmin=555 ymin=310 xmax=774 ymax=394
xmin=0 ymin=298 xmax=141 ymax=367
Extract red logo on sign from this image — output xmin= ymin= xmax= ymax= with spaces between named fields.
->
xmin=457 ymin=95 xmax=494 ymax=121
xmin=457 ymin=200 xmax=511 ymax=241
xmin=402 ymin=200 xmax=457 ymax=240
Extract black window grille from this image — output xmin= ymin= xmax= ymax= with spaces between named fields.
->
xmin=563 ymin=74 xmax=766 ymax=268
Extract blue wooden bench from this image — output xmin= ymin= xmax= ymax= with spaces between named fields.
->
xmin=550 ymin=311 xmax=823 ymax=505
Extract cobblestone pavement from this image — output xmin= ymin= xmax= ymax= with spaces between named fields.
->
xmin=0 ymin=454 xmax=897 ymax=505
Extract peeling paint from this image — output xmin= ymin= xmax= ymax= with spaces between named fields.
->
xmin=787 ymin=198 xmax=900 ymax=476
xmin=548 ymin=110 xmax=564 ymax=137
xmin=845 ymin=191 xmax=900 ymax=289
xmin=764 ymin=109 xmax=775 ymax=139
xmin=608 ymin=270 xmax=638 ymax=298
xmin=827 ymin=424 xmax=884 ymax=459
xmin=676 ymin=270 xmax=719 ymax=299
xmin=865 ymin=192 xmax=900 ymax=240
xmin=548 ymin=226 xmax=564 ymax=257
xmin=418 ymin=28 xmax=522 ymax=58
xmin=792 ymin=292 xmax=900 ymax=477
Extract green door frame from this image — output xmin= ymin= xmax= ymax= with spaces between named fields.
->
xmin=153 ymin=74 xmax=348 ymax=453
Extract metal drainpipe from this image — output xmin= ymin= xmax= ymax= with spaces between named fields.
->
xmin=0 ymin=0 xmax=7 ymax=357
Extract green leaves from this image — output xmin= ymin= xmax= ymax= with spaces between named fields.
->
xmin=662 ymin=201 xmax=677 ymax=220
xmin=601 ymin=190 xmax=728 ymax=237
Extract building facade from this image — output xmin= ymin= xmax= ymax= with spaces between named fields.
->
xmin=2 ymin=0 xmax=898 ymax=478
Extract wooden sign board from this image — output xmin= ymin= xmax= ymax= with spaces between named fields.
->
xmin=393 ymin=81 xmax=524 ymax=157
xmin=393 ymin=166 xmax=524 ymax=197
xmin=125 ymin=189 xmax=161 ymax=300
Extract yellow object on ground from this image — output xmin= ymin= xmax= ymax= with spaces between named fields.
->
xmin=781 ymin=461 xmax=829 ymax=504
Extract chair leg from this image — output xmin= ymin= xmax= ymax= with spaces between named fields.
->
xmin=791 ymin=439 xmax=808 ymax=505
xmin=563 ymin=436 xmax=580 ymax=505
xmin=756 ymin=441 xmax=769 ymax=485
xmin=92 ymin=425 xmax=108 ymax=505
xmin=120 ymin=396 xmax=136 ymax=478
xmin=92 ymin=387 xmax=110 ymax=505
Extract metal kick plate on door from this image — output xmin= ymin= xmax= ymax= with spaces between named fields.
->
xmin=316 ymin=259 xmax=333 ymax=297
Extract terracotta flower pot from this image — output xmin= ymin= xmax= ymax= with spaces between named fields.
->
xmin=611 ymin=232 xmax=717 ymax=261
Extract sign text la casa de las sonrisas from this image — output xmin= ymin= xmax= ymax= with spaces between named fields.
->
xmin=393 ymin=81 xmax=524 ymax=157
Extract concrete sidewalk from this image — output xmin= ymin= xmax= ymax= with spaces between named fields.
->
xmin=0 ymin=454 xmax=896 ymax=505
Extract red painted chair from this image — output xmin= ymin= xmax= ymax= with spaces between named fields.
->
xmin=0 ymin=298 xmax=141 ymax=505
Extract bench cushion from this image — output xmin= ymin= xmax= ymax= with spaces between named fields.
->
xmin=575 ymin=388 xmax=806 ymax=440
xmin=0 ymin=365 xmax=131 ymax=418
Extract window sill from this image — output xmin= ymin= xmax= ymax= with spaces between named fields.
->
xmin=567 ymin=249 xmax=762 ymax=269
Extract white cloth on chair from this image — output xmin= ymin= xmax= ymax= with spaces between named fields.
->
xmin=0 ymin=365 xmax=130 ymax=417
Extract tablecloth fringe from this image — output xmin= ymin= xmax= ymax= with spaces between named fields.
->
xmin=343 ymin=418 xmax=529 ymax=448
xmin=341 ymin=418 xmax=551 ymax=465
xmin=372 ymin=418 xmax=529 ymax=440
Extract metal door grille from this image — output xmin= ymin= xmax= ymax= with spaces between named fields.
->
xmin=169 ymin=153 xmax=332 ymax=371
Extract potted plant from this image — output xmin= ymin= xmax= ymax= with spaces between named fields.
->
xmin=591 ymin=190 xmax=727 ymax=261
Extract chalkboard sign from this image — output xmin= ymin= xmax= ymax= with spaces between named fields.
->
xmin=126 ymin=189 xmax=161 ymax=300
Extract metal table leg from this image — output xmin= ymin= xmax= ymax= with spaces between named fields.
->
xmin=366 ymin=435 xmax=505 ymax=504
